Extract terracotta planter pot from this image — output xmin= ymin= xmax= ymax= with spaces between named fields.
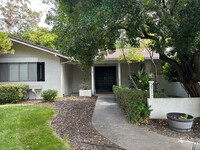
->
xmin=167 ymin=112 xmax=194 ymax=132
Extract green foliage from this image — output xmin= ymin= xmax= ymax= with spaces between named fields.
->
xmin=154 ymin=91 xmax=168 ymax=98
xmin=113 ymin=86 xmax=151 ymax=123
xmin=118 ymin=49 xmax=144 ymax=63
xmin=52 ymin=0 xmax=200 ymax=96
xmin=0 ymin=32 xmax=14 ymax=55
xmin=79 ymin=83 xmax=90 ymax=90
xmin=0 ymin=0 xmax=40 ymax=33
xmin=41 ymin=89 xmax=58 ymax=102
xmin=0 ymin=105 xmax=70 ymax=150
xmin=47 ymin=1 xmax=119 ymax=69
xmin=113 ymin=86 xmax=167 ymax=123
xmin=162 ymin=62 xmax=179 ymax=82
xmin=131 ymin=69 xmax=150 ymax=90
xmin=20 ymin=27 xmax=58 ymax=49
xmin=0 ymin=84 xmax=28 ymax=104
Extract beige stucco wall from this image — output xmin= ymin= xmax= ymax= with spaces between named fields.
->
xmin=0 ymin=42 xmax=62 ymax=99
xmin=121 ymin=62 xmax=145 ymax=87
xmin=61 ymin=63 xmax=73 ymax=96
xmin=121 ymin=63 xmax=129 ymax=87
xmin=71 ymin=65 xmax=91 ymax=93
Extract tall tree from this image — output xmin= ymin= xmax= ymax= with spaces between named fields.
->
xmin=20 ymin=27 xmax=58 ymax=49
xmin=0 ymin=0 xmax=40 ymax=33
xmin=49 ymin=0 xmax=200 ymax=97
xmin=0 ymin=32 xmax=14 ymax=55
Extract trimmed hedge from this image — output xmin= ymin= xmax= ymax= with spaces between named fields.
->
xmin=0 ymin=84 xmax=28 ymax=104
xmin=41 ymin=89 xmax=58 ymax=102
xmin=113 ymin=86 xmax=167 ymax=123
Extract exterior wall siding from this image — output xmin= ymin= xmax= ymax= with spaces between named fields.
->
xmin=71 ymin=65 xmax=91 ymax=93
xmin=0 ymin=42 xmax=62 ymax=99
xmin=157 ymin=75 xmax=188 ymax=97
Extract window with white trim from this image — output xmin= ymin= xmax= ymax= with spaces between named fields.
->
xmin=0 ymin=62 xmax=45 ymax=82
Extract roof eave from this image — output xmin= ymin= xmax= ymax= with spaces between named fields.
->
xmin=10 ymin=38 xmax=70 ymax=60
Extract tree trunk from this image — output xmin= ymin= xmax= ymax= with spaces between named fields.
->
xmin=121 ymin=49 xmax=138 ymax=89
xmin=182 ymin=80 xmax=200 ymax=97
xmin=160 ymin=53 xmax=200 ymax=97
xmin=147 ymin=49 xmax=158 ymax=91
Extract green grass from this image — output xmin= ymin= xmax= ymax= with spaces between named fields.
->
xmin=0 ymin=104 xmax=72 ymax=150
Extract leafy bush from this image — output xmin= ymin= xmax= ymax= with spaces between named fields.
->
xmin=41 ymin=89 xmax=58 ymax=102
xmin=154 ymin=91 xmax=168 ymax=98
xmin=131 ymin=69 xmax=150 ymax=90
xmin=0 ymin=84 xmax=28 ymax=104
xmin=162 ymin=62 xmax=179 ymax=82
xmin=79 ymin=83 xmax=90 ymax=90
xmin=113 ymin=86 xmax=151 ymax=123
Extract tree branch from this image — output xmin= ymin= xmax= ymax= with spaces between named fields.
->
xmin=160 ymin=53 xmax=184 ymax=81
xmin=121 ymin=48 xmax=138 ymax=89
xmin=170 ymin=0 xmax=179 ymax=16
xmin=141 ymin=28 xmax=158 ymax=41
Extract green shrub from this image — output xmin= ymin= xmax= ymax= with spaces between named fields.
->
xmin=113 ymin=86 xmax=151 ymax=123
xmin=131 ymin=69 xmax=150 ymax=90
xmin=79 ymin=83 xmax=90 ymax=90
xmin=41 ymin=89 xmax=58 ymax=102
xmin=154 ymin=91 xmax=168 ymax=98
xmin=113 ymin=86 xmax=167 ymax=123
xmin=0 ymin=84 xmax=28 ymax=104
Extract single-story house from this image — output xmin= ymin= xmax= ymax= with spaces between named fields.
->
xmin=0 ymin=37 xmax=188 ymax=99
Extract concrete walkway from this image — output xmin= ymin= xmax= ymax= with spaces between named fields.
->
xmin=92 ymin=94 xmax=200 ymax=150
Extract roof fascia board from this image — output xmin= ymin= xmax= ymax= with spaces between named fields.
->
xmin=11 ymin=38 xmax=70 ymax=60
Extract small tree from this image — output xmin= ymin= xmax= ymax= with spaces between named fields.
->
xmin=20 ymin=27 xmax=58 ymax=49
xmin=118 ymin=30 xmax=144 ymax=89
xmin=0 ymin=32 xmax=14 ymax=55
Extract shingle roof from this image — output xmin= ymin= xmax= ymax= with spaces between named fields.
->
xmin=104 ymin=49 xmax=159 ymax=60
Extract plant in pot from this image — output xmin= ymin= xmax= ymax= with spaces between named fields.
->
xmin=79 ymin=82 xmax=92 ymax=97
xmin=167 ymin=112 xmax=194 ymax=132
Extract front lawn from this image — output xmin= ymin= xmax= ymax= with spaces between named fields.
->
xmin=0 ymin=104 xmax=71 ymax=150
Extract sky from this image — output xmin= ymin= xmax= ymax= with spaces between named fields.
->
xmin=1 ymin=0 xmax=54 ymax=28
xmin=29 ymin=0 xmax=54 ymax=28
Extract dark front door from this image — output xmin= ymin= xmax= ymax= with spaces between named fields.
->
xmin=95 ymin=66 xmax=116 ymax=92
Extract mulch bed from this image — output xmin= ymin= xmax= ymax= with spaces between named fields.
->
xmin=17 ymin=97 xmax=200 ymax=148
xmin=139 ymin=118 xmax=200 ymax=144
xmin=51 ymin=96 xmax=124 ymax=150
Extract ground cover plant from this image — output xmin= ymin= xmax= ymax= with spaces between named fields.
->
xmin=0 ymin=104 xmax=71 ymax=150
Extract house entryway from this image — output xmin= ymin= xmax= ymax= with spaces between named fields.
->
xmin=95 ymin=66 xmax=116 ymax=93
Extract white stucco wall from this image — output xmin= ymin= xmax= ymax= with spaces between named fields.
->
xmin=0 ymin=42 xmax=62 ymax=99
xmin=148 ymin=98 xmax=200 ymax=119
xmin=157 ymin=75 xmax=188 ymax=97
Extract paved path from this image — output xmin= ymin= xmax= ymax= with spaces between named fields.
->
xmin=92 ymin=94 xmax=200 ymax=150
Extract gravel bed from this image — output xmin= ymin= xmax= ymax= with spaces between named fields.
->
xmin=51 ymin=96 xmax=124 ymax=150
xmin=139 ymin=118 xmax=200 ymax=144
